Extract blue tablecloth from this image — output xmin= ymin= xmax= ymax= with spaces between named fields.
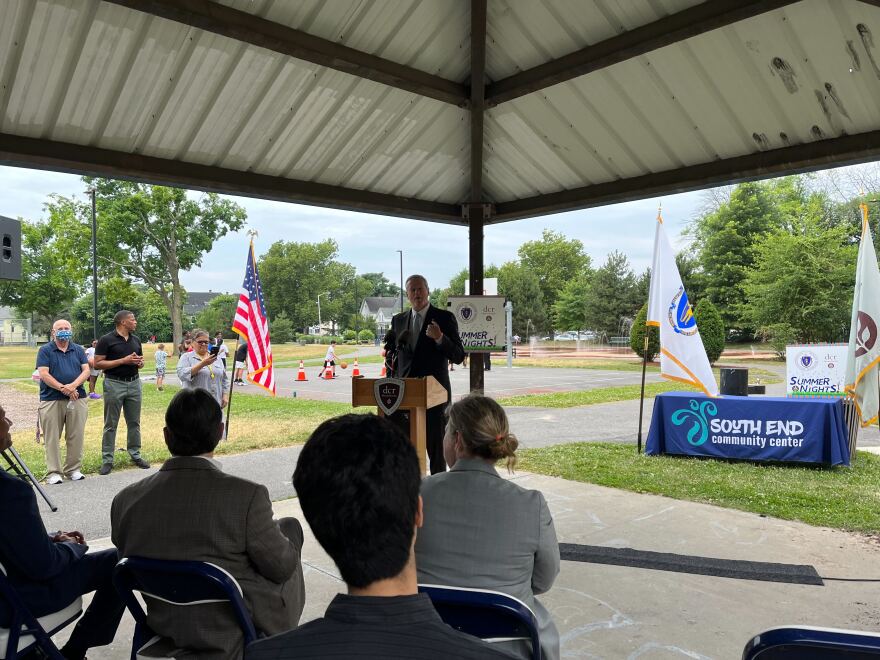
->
xmin=646 ymin=392 xmax=850 ymax=466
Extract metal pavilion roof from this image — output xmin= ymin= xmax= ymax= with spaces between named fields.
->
xmin=2 ymin=0 xmax=880 ymax=228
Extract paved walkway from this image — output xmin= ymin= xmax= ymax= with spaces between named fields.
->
xmin=70 ymin=471 xmax=880 ymax=659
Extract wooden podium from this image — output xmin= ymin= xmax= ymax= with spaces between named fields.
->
xmin=352 ymin=377 xmax=448 ymax=474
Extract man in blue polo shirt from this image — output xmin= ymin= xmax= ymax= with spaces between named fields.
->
xmin=36 ymin=319 xmax=90 ymax=484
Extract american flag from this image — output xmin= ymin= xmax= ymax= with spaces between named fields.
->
xmin=232 ymin=242 xmax=275 ymax=395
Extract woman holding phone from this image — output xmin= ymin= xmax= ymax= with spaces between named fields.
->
xmin=176 ymin=328 xmax=229 ymax=407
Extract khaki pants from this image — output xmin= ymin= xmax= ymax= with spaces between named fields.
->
xmin=39 ymin=398 xmax=88 ymax=477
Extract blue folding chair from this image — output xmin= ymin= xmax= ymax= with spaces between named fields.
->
xmin=113 ymin=557 xmax=257 ymax=660
xmin=743 ymin=625 xmax=880 ymax=659
xmin=418 ymin=583 xmax=541 ymax=660
xmin=0 ymin=561 xmax=82 ymax=660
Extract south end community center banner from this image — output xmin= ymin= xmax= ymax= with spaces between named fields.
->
xmin=646 ymin=392 xmax=850 ymax=466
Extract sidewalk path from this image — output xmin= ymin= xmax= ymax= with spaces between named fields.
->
xmin=79 ymin=471 xmax=880 ymax=659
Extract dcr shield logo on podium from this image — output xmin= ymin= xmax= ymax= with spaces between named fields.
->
xmin=374 ymin=378 xmax=406 ymax=415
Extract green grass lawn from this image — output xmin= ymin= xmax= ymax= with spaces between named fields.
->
xmin=0 ymin=343 xmax=379 ymax=378
xmin=497 ymin=364 xmax=782 ymax=408
xmin=9 ymin=380 xmax=368 ymax=477
xmin=497 ymin=381 xmax=699 ymax=407
xmin=518 ymin=443 xmax=880 ymax=535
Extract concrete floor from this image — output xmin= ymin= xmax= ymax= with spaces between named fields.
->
xmin=66 ymin=470 xmax=880 ymax=659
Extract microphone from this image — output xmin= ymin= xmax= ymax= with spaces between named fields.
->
xmin=383 ymin=329 xmax=396 ymax=350
xmin=397 ymin=329 xmax=411 ymax=348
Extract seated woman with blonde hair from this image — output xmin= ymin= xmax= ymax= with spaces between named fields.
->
xmin=415 ymin=394 xmax=560 ymax=660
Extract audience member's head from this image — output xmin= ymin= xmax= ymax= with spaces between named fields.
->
xmin=164 ymin=389 xmax=223 ymax=456
xmin=0 ymin=404 xmax=11 ymax=452
xmin=114 ymin=309 xmax=135 ymax=328
xmin=446 ymin=394 xmax=518 ymax=471
xmin=293 ymin=414 xmax=421 ymax=589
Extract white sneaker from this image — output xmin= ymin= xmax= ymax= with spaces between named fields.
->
xmin=47 ymin=473 xmax=63 ymax=485
xmin=69 ymin=470 xmax=85 ymax=481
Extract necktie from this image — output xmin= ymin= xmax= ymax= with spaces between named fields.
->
xmin=411 ymin=312 xmax=421 ymax=347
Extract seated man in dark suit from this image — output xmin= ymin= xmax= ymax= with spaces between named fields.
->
xmin=111 ymin=389 xmax=305 ymax=660
xmin=245 ymin=414 xmax=515 ymax=660
xmin=0 ymin=403 xmax=123 ymax=660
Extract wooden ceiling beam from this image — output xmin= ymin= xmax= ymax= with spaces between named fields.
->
xmin=492 ymin=130 xmax=880 ymax=222
xmin=486 ymin=0 xmax=800 ymax=106
xmin=0 ymin=132 xmax=463 ymax=224
xmin=103 ymin=0 xmax=469 ymax=107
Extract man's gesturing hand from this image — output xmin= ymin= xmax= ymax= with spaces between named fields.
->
xmin=426 ymin=320 xmax=443 ymax=342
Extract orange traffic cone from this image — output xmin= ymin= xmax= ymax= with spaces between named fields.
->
xmin=351 ymin=357 xmax=363 ymax=378
xmin=322 ymin=361 xmax=335 ymax=380
xmin=296 ymin=360 xmax=308 ymax=381
xmin=379 ymin=361 xmax=387 ymax=377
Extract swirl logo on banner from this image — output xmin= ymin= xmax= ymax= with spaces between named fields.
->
xmin=670 ymin=399 xmax=718 ymax=446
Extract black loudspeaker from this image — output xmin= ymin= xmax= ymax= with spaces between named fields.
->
xmin=0 ymin=215 xmax=21 ymax=281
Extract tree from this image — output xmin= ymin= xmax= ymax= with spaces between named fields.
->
xmin=630 ymin=304 xmax=659 ymax=361
xmin=583 ymin=251 xmax=640 ymax=336
xmin=433 ymin=266 xmax=501 ymax=310
xmin=675 ymin=251 xmax=707 ymax=306
xmin=497 ymin=262 xmax=547 ymax=337
xmin=195 ymin=294 xmax=239 ymax=338
xmin=518 ymin=229 xmax=590 ymax=328
xmin=0 ymin=205 xmax=89 ymax=330
xmin=360 ymin=272 xmax=400 ymax=298
xmin=87 ymin=179 xmax=246 ymax=352
xmin=692 ymin=181 xmax=780 ymax=329
xmin=695 ymin=300 xmax=725 ymax=364
xmin=552 ymin=273 xmax=590 ymax=332
xmin=258 ymin=239 xmax=359 ymax=332
xmin=743 ymin=218 xmax=855 ymax=344
xmin=270 ymin=311 xmax=295 ymax=343
xmin=70 ymin=279 xmax=171 ymax=343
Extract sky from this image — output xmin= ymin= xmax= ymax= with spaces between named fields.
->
xmin=0 ymin=164 xmax=708 ymax=296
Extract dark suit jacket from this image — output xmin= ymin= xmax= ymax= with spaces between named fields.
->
xmin=390 ymin=304 xmax=465 ymax=397
xmin=111 ymin=456 xmax=305 ymax=660
xmin=0 ymin=469 xmax=87 ymax=624
xmin=244 ymin=593 xmax=517 ymax=659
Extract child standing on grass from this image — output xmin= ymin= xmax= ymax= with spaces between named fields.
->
xmin=155 ymin=343 xmax=168 ymax=391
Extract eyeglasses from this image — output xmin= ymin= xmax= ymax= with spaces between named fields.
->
xmin=195 ymin=340 xmax=209 ymax=345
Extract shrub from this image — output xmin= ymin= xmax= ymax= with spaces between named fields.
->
xmin=695 ymin=299 xmax=725 ymax=364
xmin=270 ymin=312 xmax=294 ymax=343
xmin=358 ymin=329 xmax=375 ymax=343
xmin=343 ymin=329 xmax=357 ymax=342
xmin=630 ymin=304 xmax=659 ymax=361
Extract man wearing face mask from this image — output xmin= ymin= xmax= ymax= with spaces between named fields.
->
xmin=36 ymin=319 xmax=91 ymax=484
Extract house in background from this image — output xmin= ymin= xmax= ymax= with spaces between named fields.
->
xmin=183 ymin=291 xmax=224 ymax=323
xmin=0 ymin=307 xmax=32 ymax=345
xmin=359 ymin=296 xmax=402 ymax=337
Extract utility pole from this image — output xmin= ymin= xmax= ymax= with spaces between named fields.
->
xmin=86 ymin=187 xmax=98 ymax=341
xmin=396 ymin=250 xmax=404 ymax=312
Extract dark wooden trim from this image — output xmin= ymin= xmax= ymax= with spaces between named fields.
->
xmin=102 ymin=0 xmax=469 ymax=107
xmin=485 ymin=0 xmax=800 ymax=106
xmin=492 ymin=130 xmax=880 ymax=222
xmin=0 ymin=132 xmax=462 ymax=224
xmin=468 ymin=0 xmax=488 ymax=394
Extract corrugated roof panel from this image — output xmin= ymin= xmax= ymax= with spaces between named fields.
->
xmin=99 ymin=16 xmax=196 ymax=154
xmin=486 ymin=0 xmax=702 ymax=80
xmin=225 ymin=0 xmax=471 ymax=82
xmin=5 ymin=0 xmax=84 ymax=136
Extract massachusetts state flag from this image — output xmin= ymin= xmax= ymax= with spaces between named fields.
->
xmin=232 ymin=241 xmax=276 ymax=395
xmin=844 ymin=202 xmax=880 ymax=426
xmin=647 ymin=211 xmax=719 ymax=396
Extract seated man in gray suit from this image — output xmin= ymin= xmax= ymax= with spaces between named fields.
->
xmin=245 ymin=414 xmax=515 ymax=660
xmin=111 ymin=389 xmax=305 ymax=660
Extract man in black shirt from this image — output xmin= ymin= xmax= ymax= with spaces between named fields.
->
xmin=94 ymin=310 xmax=149 ymax=475
xmin=245 ymin=415 xmax=514 ymax=660
xmin=234 ymin=340 xmax=248 ymax=385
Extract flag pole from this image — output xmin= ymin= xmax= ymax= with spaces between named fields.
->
xmin=224 ymin=334 xmax=240 ymax=440
xmin=637 ymin=332 xmax=648 ymax=454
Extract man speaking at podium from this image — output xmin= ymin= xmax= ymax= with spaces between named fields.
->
xmin=388 ymin=275 xmax=465 ymax=474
